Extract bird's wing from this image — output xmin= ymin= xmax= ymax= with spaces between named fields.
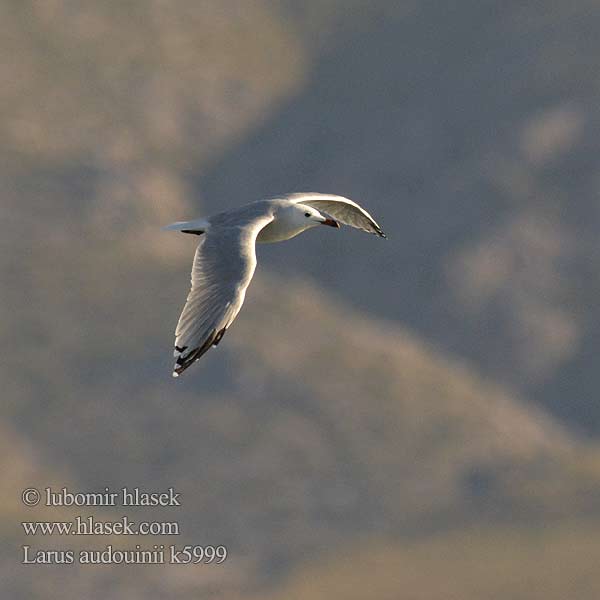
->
xmin=288 ymin=193 xmax=386 ymax=237
xmin=172 ymin=214 xmax=274 ymax=376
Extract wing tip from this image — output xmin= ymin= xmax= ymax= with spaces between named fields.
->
xmin=172 ymin=359 xmax=191 ymax=377
xmin=170 ymin=329 xmax=221 ymax=377
xmin=369 ymin=224 xmax=386 ymax=238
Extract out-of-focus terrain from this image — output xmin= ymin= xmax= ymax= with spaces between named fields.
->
xmin=3 ymin=2 xmax=600 ymax=598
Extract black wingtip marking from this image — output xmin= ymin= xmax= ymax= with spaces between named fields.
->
xmin=372 ymin=225 xmax=386 ymax=238
xmin=181 ymin=229 xmax=205 ymax=235
xmin=212 ymin=327 xmax=227 ymax=347
xmin=172 ymin=329 xmax=218 ymax=376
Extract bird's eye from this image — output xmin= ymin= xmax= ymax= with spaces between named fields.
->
xmin=304 ymin=212 xmax=311 ymax=217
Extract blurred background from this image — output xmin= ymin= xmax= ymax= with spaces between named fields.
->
xmin=3 ymin=1 xmax=600 ymax=598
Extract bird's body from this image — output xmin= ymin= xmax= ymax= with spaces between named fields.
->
xmin=164 ymin=193 xmax=385 ymax=377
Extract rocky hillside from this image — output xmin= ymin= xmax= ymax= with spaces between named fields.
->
xmin=4 ymin=1 xmax=600 ymax=598
xmin=202 ymin=0 xmax=600 ymax=434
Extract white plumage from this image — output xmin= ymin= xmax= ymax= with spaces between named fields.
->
xmin=164 ymin=193 xmax=385 ymax=376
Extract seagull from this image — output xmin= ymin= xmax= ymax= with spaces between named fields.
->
xmin=163 ymin=193 xmax=385 ymax=377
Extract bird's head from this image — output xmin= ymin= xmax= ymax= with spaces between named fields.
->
xmin=259 ymin=202 xmax=340 ymax=243
xmin=287 ymin=203 xmax=339 ymax=231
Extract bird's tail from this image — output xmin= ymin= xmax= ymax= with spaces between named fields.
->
xmin=162 ymin=218 xmax=209 ymax=235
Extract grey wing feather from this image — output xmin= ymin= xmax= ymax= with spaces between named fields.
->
xmin=172 ymin=214 xmax=273 ymax=376
xmin=288 ymin=193 xmax=386 ymax=237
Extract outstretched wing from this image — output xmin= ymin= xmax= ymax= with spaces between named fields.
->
xmin=288 ymin=193 xmax=386 ymax=237
xmin=172 ymin=215 xmax=273 ymax=376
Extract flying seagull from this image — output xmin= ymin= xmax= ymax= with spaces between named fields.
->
xmin=163 ymin=193 xmax=385 ymax=377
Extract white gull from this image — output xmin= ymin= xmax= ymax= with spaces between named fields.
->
xmin=163 ymin=193 xmax=386 ymax=376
